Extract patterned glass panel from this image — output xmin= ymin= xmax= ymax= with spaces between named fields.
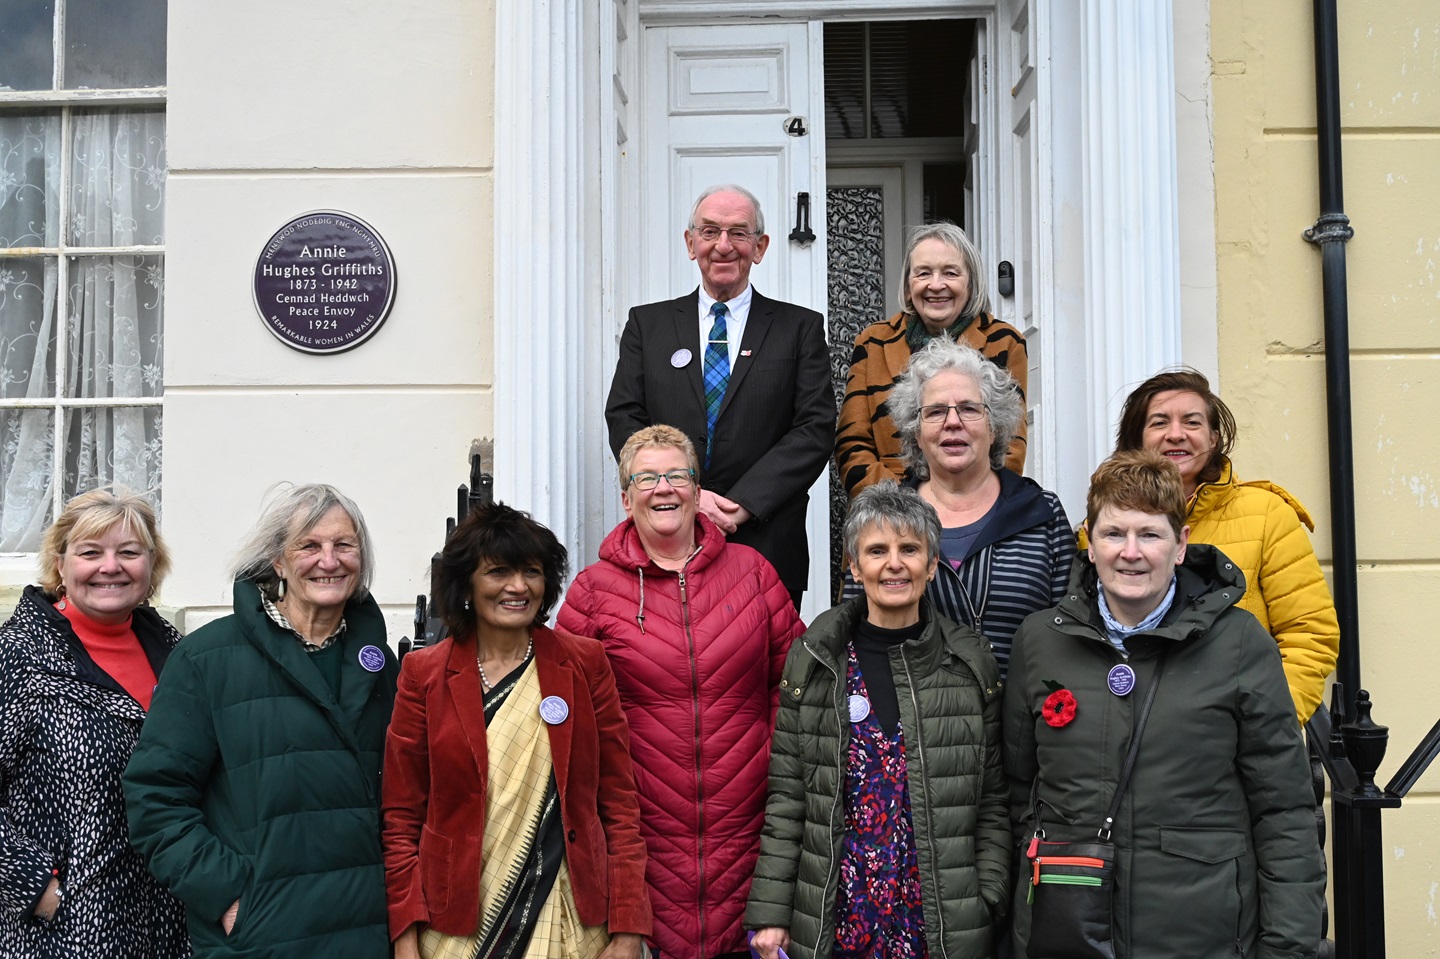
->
xmin=65 ymin=255 xmax=164 ymax=400
xmin=0 ymin=256 xmax=58 ymax=397
xmin=0 ymin=408 xmax=54 ymax=550
xmin=62 ymin=404 xmax=161 ymax=507
xmin=69 ymin=110 xmax=167 ymax=246
xmin=826 ymin=186 xmax=888 ymax=599
xmin=0 ymin=112 xmax=61 ymax=247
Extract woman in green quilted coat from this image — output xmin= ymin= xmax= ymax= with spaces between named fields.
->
xmin=747 ymin=481 xmax=1009 ymax=959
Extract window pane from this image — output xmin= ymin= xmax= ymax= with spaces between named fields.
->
xmin=65 ymin=255 xmax=163 ymax=400
xmin=0 ymin=408 xmax=55 ymax=551
xmin=0 ymin=0 xmax=55 ymax=93
xmin=63 ymin=0 xmax=166 ymax=89
xmin=70 ymin=110 xmax=166 ymax=246
xmin=823 ymin=23 xmax=866 ymax=140
xmin=1 ymin=256 xmax=59 ymax=398
xmin=63 ymin=404 xmax=160 ymax=507
xmin=869 ymin=21 xmax=968 ymax=139
xmin=0 ymin=112 xmax=61 ymax=248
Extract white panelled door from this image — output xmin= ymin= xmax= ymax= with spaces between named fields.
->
xmin=995 ymin=0 xmax=1055 ymax=491
xmin=640 ymin=21 xmax=831 ymax=620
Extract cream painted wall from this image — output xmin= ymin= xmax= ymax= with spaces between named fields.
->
xmin=163 ymin=1 xmax=497 ymax=638
xmin=1212 ymin=1 xmax=1440 ymax=952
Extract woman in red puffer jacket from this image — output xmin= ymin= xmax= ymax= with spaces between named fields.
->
xmin=558 ymin=425 xmax=804 ymax=959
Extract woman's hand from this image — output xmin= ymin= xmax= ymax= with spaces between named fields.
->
xmin=597 ymin=932 xmax=645 ymax=959
xmin=751 ymin=927 xmax=791 ymax=959
xmin=221 ymin=899 xmax=239 ymax=935
xmin=32 ymin=877 xmax=61 ymax=921
xmin=394 ymin=924 xmax=421 ymax=959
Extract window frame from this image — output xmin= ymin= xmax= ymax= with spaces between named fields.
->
xmin=0 ymin=2 xmax=167 ymax=553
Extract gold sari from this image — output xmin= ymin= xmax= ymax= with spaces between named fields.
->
xmin=420 ymin=660 xmax=610 ymax=959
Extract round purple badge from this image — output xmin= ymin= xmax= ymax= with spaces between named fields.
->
xmin=539 ymin=695 xmax=570 ymax=725
xmin=1107 ymin=663 xmax=1136 ymax=697
xmin=358 ymin=645 xmax=387 ymax=673
xmin=847 ymin=694 xmax=870 ymax=723
xmin=252 ymin=211 xmax=396 ymax=354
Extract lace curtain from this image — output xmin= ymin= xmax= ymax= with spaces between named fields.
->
xmin=0 ymin=110 xmax=165 ymax=551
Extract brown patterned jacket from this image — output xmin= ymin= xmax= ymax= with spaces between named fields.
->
xmin=835 ymin=310 xmax=1028 ymax=497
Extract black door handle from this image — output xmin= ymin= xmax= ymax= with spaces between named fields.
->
xmin=789 ymin=192 xmax=816 ymax=245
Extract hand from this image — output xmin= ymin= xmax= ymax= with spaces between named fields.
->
xmin=698 ymin=489 xmax=751 ymax=535
xmin=597 ymin=932 xmax=645 ymax=959
xmin=221 ymin=899 xmax=239 ymax=936
xmin=751 ymin=927 xmax=790 ymax=959
xmin=33 ymin=877 xmax=60 ymax=921
xmin=394 ymin=924 xmax=421 ymax=959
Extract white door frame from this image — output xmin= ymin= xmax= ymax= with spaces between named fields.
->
xmin=493 ymin=0 xmax=1186 ymax=565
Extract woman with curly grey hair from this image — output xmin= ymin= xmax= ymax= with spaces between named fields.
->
xmin=835 ymin=221 xmax=1028 ymax=497
xmin=843 ymin=337 xmax=1072 ymax=676
xmin=125 ymin=483 xmax=397 ymax=959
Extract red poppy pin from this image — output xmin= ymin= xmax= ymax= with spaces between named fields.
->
xmin=1042 ymin=680 xmax=1077 ymax=728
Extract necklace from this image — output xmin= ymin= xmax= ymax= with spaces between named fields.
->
xmin=478 ymin=636 xmax=533 ymax=691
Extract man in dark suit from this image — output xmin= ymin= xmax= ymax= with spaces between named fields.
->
xmin=606 ymin=185 xmax=833 ymax=609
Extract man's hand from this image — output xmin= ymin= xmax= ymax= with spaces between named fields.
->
xmin=751 ymin=927 xmax=791 ymax=959
xmin=699 ymin=489 xmax=751 ymax=534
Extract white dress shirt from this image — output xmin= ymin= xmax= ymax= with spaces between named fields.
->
xmin=697 ymin=284 xmax=753 ymax=374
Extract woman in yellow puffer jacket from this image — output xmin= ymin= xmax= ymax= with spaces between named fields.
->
xmin=1111 ymin=368 xmax=1340 ymax=722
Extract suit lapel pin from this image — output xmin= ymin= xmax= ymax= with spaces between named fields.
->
xmin=670 ymin=348 xmax=693 ymax=368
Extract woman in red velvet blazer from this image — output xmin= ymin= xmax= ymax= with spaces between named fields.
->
xmin=382 ymin=502 xmax=652 ymax=959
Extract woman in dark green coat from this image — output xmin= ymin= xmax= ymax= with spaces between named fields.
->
xmin=1004 ymin=451 xmax=1324 ymax=959
xmin=125 ymin=484 xmax=398 ymax=959
xmin=747 ymin=481 xmax=1009 ymax=959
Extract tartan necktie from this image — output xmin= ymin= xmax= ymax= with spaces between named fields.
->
xmin=703 ymin=302 xmax=730 ymax=468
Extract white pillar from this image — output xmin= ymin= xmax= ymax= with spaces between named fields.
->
xmin=1080 ymin=0 xmax=1184 ymax=467
xmin=493 ymin=0 xmax=599 ymax=556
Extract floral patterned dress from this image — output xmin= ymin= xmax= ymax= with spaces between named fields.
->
xmin=832 ymin=644 xmax=928 ymax=959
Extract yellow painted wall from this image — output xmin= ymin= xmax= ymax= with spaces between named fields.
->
xmin=1212 ymin=1 xmax=1440 ymax=952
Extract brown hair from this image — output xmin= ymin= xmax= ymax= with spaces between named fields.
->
xmin=39 ymin=488 xmax=171 ymax=600
xmin=436 ymin=501 xmax=569 ymax=636
xmin=1085 ymin=450 xmax=1188 ymax=537
xmin=1114 ymin=367 xmax=1237 ymax=489
xmin=617 ymin=424 xmax=700 ymax=488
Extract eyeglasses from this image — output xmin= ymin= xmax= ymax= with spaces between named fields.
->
xmin=919 ymin=402 xmax=988 ymax=424
xmin=627 ymin=469 xmax=696 ymax=491
xmin=692 ymin=226 xmax=757 ymax=245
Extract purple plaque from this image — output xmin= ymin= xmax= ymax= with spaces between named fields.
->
xmin=253 ymin=211 xmax=396 ymax=353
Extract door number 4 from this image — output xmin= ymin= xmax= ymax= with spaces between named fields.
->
xmin=783 ymin=116 xmax=808 ymax=138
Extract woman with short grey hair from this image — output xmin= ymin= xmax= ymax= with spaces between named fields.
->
xmin=840 ymin=338 xmax=1072 ymax=677
xmin=836 ymin=220 xmax=1027 ymax=496
xmin=748 ymin=480 xmax=1009 ymax=959
xmin=126 ymin=483 xmax=397 ymax=959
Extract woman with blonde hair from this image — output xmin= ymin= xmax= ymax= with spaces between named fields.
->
xmin=0 ymin=488 xmax=188 ymax=957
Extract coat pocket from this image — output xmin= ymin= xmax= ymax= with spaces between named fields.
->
xmin=419 ymin=825 xmax=455 ymax=914
xmin=1154 ymin=827 xmax=1253 ymax=950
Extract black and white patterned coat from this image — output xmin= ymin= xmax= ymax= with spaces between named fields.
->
xmin=0 ymin=586 xmax=190 ymax=958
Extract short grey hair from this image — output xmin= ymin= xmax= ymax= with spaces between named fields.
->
xmin=843 ymin=481 xmax=942 ymax=565
xmin=688 ymin=184 xmax=766 ymax=237
xmin=889 ymin=337 xmax=1024 ymax=478
xmin=230 ymin=483 xmax=375 ymax=600
xmin=898 ymin=221 xmax=990 ymax=323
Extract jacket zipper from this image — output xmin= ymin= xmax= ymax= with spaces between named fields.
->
xmin=901 ymin=651 xmax=949 ymax=959
xmin=804 ymin=641 xmax=845 ymax=959
xmin=679 ymin=570 xmax=707 ymax=950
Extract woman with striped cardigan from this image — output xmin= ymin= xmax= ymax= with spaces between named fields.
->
xmin=840 ymin=337 xmax=1072 ymax=676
